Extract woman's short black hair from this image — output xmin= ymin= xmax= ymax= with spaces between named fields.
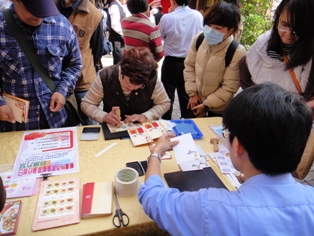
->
xmin=127 ymin=0 xmax=148 ymax=14
xmin=223 ymin=83 xmax=312 ymax=175
xmin=203 ymin=1 xmax=241 ymax=31
xmin=268 ymin=0 xmax=314 ymax=69
xmin=120 ymin=47 xmax=158 ymax=85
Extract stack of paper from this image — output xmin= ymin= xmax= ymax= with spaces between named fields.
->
xmin=171 ymin=133 xmax=209 ymax=171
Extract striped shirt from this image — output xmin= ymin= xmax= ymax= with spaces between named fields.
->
xmin=121 ymin=13 xmax=164 ymax=61
xmin=0 ymin=5 xmax=82 ymax=131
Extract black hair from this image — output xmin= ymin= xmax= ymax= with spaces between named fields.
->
xmin=268 ymin=0 xmax=314 ymax=69
xmin=120 ymin=47 xmax=158 ymax=85
xmin=203 ymin=1 xmax=240 ymax=31
xmin=223 ymin=83 xmax=312 ymax=175
xmin=127 ymin=0 xmax=148 ymax=14
xmin=175 ymin=0 xmax=190 ymax=7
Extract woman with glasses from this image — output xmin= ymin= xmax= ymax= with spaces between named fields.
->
xmin=240 ymin=0 xmax=314 ymax=103
xmin=81 ymin=47 xmax=170 ymax=126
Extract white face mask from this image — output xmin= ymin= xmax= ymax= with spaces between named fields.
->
xmin=203 ymin=25 xmax=225 ymax=46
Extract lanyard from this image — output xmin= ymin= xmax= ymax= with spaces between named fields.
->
xmin=283 ymin=54 xmax=302 ymax=94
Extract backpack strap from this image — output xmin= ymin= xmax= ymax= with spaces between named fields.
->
xmin=195 ymin=32 xmax=204 ymax=51
xmin=225 ymin=39 xmax=239 ymax=68
xmin=196 ymin=34 xmax=239 ymax=68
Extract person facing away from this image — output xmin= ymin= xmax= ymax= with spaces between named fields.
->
xmin=121 ymin=0 xmax=164 ymax=62
xmin=184 ymin=2 xmax=246 ymax=118
xmin=81 ymin=47 xmax=170 ymax=126
xmin=55 ymin=0 xmax=104 ymax=125
xmin=240 ymin=0 xmax=314 ymax=104
xmin=139 ymin=83 xmax=314 ymax=235
xmin=158 ymin=0 xmax=203 ymax=120
xmin=108 ymin=0 xmax=131 ymax=65
xmin=0 ymin=0 xmax=82 ymax=132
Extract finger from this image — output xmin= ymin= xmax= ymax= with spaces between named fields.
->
xmin=6 ymin=111 xmax=16 ymax=123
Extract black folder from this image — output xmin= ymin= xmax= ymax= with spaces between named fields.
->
xmin=101 ymin=123 xmax=129 ymax=140
xmin=164 ymin=167 xmax=227 ymax=192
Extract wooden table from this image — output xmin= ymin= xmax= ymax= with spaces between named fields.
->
xmin=0 ymin=118 xmax=235 ymax=235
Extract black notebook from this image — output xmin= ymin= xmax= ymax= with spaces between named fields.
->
xmin=101 ymin=123 xmax=129 ymax=140
xmin=164 ymin=167 xmax=227 ymax=192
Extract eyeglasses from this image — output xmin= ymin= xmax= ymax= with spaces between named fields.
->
xmin=222 ymin=128 xmax=231 ymax=139
xmin=277 ymin=25 xmax=296 ymax=35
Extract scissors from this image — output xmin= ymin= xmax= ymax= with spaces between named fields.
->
xmin=112 ymin=193 xmax=129 ymax=228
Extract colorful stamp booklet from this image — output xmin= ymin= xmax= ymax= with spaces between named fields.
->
xmin=0 ymin=200 xmax=22 ymax=235
xmin=32 ymin=178 xmax=80 ymax=231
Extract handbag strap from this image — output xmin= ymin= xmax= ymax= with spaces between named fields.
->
xmin=2 ymin=9 xmax=56 ymax=93
xmin=283 ymin=54 xmax=302 ymax=94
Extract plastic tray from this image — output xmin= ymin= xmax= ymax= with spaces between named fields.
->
xmin=171 ymin=119 xmax=203 ymax=139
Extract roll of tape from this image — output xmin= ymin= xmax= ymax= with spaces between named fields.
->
xmin=114 ymin=167 xmax=139 ymax=197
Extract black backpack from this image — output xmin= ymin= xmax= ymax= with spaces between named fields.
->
xmin=195 ymin=32 xmax=239 ymax=68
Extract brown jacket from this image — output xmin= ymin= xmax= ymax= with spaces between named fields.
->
xmin=55 ymin=0 xmax=103 ymax=91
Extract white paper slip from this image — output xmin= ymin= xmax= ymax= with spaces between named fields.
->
xmin=95 ymin=142 xmax=117 ymax=158
xmin=171 ymin=133 xmax=208 ymax=171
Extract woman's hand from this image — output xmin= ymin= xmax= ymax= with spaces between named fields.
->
xmin=124 ymin=114 xmax=147 ymax=123
xmin=187 ymin=94 xmax=202 ymax=109
xmin=103 ymin=106 xmax=121 ymax=125
xmin=191 ymin=103 xmax=206 ymax=118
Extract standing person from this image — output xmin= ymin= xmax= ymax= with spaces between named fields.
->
xmin=81 ymin=47 xmax=170 ymax=125
xmin=240 ymin=0 xmax=314 ymax=100
xmin=109 ymin=0 xmax=130 ymax=64
xmin=55 ymin=0 xmax=104 ymax=125
xmin=121 ymin=0 xmax=164 ymax=62
xmin=159 ymin=0 xmax=203 ymax=120
xmin=184 ymin=2 xmax=246 ymax=117
xmin=153 ymin=6 xmax=163 ymax=25
xmin=0 ymin=0 xmax=82 ymax=132
xmin=139 ymin=83 xmax=314 ymax=235
xmin=239 ymin=0 xmax=314 ymax=180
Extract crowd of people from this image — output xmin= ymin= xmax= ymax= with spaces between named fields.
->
xmin=1 ymin=0 xmax=314 ymax=234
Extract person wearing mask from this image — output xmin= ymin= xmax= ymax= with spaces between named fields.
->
xmin=81 ymin=47 xmax=170 ymax=125
xmin=139 ymin=83 xmax=314 ymax=235
xmin=184 ymin=2 xmax=246 ymax=117
xmin=0 ymin=0 xmax=82 ymax=131
xmin=158 ymin=0 xmax=203 ymax=120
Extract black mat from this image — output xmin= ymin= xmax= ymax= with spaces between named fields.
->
xmin=164 ymin=167 xmax=227 ymax=192
xmin=101 ymin=123 xmax=129 ymax=140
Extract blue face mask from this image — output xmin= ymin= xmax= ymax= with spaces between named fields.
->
xmin=203 ymin=25 xmax=225 ymax=46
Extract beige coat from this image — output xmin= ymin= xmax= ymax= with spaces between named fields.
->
xmin=184 ymin=33 xmax=246 ymax=113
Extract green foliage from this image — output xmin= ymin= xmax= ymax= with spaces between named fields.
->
xmin=240 ymin=0 xmax=273 ymax=48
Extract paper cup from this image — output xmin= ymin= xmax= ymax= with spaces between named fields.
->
xmin=114 ymin=167 xmax=139 ymax=197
